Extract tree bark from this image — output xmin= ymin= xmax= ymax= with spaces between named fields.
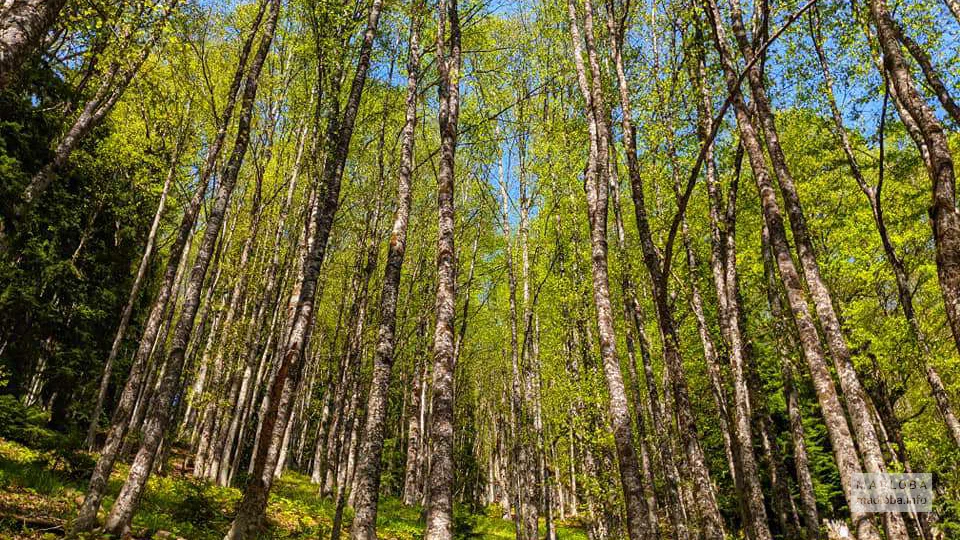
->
xmin=687 ymin=31 xmax=773 ymax=540
xmin=348 ymin=7 xmax=421 ymax=536
xmin=402 ymin=321 xmax=428 ymax=505
xmin=810 ymin=11 xmax=960 ymax=448
xmin=945 ymin=0 xmax=960 ymax=23
xmin=71 ymin=1 xmax=267 ymax=526
xmin=85 ymin=121 xmax=187 ymax=450
xmin=422 ymin=0 xmax=460 ymax=537
xmin=868 ymin=0 xmax=960 ymax=400
xmin=566 ymin=1 xmax=655 ymax=538
xmin=608 ymin=171 xmax=663 ymax=537
xmin=882 ymin=14 xmax=960 ymax=126
xmin=0 ymin=0 xmax=68 ymax=87
xmin=726 ymin=0 xmax=908 ymax=535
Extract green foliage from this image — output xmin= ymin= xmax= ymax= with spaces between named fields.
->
xmin=0 ymin=58 xmax=169 ymax=437
xmin=0 ymin=395 xmax=58 ymax=449
xmin=171 ymin=479 xmax=221 ymax=526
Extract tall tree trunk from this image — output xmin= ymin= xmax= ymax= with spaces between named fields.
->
xmin=85 ymin=121 xmax=187 ymax=450
xmin=603 ymin=2 xmax=725 ymax=537
xmin=517 ymin=102 xmax=542 ymax=540
xmin=225 ymin=0 xmax=382 ymax=536
xmin=422 ymin=0 xmax=460 ymax=537
xmin=223 ymin=121 xmax=308 ymax=485
xmin=565 ymin=1 xmax=654 ymax=538
xmin=498 ymin=136 xmax=538 ymax=540
xmin=687 ymin=31 xmax=773 ymax=540
xmin=810 ymin=10 xmax=960 ymax=447
xmin=349 ymin=6 xmax=421 ymax=535
xmin=71 ymin=1 xmax=268 ymax=528
xmin=726 ymin=2 xmax=909 ymax=535
xmin=99 ymin=0 xmax=279 ymax=533
xmin=868 ymin=0 xmax=960 ymax=436
xmin=700 ymin=4 xmax=882 ymax=538
xmin=608 ymin=155 xmax=662 ymax=538
xmin=402 ymin=320 xmax=428 ymax=504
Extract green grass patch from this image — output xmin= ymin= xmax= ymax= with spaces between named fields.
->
xmin=0 ymin=437 xmax=586 ymax=539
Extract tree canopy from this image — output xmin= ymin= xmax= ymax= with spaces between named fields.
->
xmin=0 ymin=0 xmax=959 ymax=538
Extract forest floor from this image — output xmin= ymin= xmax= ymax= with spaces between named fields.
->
xmin=0 ymin=438 xmax=587 ymax=539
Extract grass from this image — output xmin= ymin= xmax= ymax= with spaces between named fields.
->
xmin=0 ymin=438 xmax=587 ymax=539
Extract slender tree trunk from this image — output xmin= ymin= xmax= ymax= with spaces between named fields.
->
xmin=779 ymin=352 xmax=819 ymax=539
xmin=349 ymin=6 xmax=421 ymax=537
xmin=402 ymin=324 xmax=428 ymax=504
xmin=500 ymin=138 xmax=538 ymax=540
xmin=811 ymin=11 xmax=960 ymax=448
xmin=866 ymin=0 xmax=960 ymax=442
xmin=72 ymin=4 xmax=267 ymax=529
xmin=608 ymin=161 xmax=662 ymax=538
xmin=727 ymin=2 xmax=909 ymax=535
xmin=566 ymin=1 xmax=653 ymax=538
xmin=100 ymin=1 xmax=279 ymax=532
xmin=517 ymin=104 xmax=542 ymax=540
xmin=604 ymin=3 xmax=725 ymax=537
xmin=700 ymin=4 xmax=882 ymax=538
xmin=687 ymin=32 xmax=773 ymax=540
xmin=85 ymin=124 xmax=187 ymax=450
xmin=225 ymin=1 xmax=382 ymax=536
xmin=423 ymin=0 xmax=460 ymax=537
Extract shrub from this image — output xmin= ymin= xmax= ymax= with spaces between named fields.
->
xmin=0 ymin=394 xmax=59 ymax=448
xmin=171 ymin=480 xmax=220 ymax=526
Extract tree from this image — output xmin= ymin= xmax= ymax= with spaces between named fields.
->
xmin=422 ymin=0 xmax=461 ymax=536
xmin=349 ymin=2 xmax=421 ymax=537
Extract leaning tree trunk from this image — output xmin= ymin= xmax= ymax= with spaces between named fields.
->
xmin=700 ymin=3 xmax=882 ymax=538
xmin=809 ymin=10 xmax=960 ymax=448
xmin=85 ymin=122 xmax=187 ymax=450
xmin=869 ymin=0 xmax=960 ymax=389
xmin=687 ymin=31 xmax=773 ymax=540
xmin=70 ymin=1 xmax=266 ymax=528
xmin=604 ymin=3 xmax=727 ymax=537
xmin=224 ymin=0 xmax=383 ymax=536
xmin=945 ymin=0 xmax=960 ymax=23
xmin=882 ymin=14 xmax=960 ymax=126
xmin=726 ymin=2 xmax=908 ymax=535
xmin=19 ymin=1 xmax=175 ymax=210
xmin=99 ymin=0 xmax=279 ymax=534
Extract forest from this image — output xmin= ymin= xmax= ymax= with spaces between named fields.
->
xmin=0 ymin=0 xmax=958 ymax=538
